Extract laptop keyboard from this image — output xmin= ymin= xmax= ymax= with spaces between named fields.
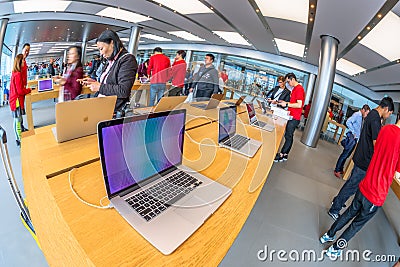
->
xmin=223 ymin=134 xmax=249 ymax=150
xmin=125 ymin=171 xmax=203 ymax=222
xmin=253 ymin=120 xmax=267 ymax=127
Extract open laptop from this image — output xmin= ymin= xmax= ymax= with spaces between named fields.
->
xmin=139 ymin=77 xmax=150 ymax=84
xmin=97 ymin=109 xmax=232 ymax=255
xmin=246 ymin=103 xmax=274 ymax=132
xmin=218 ymin=106 xmax=262 ymax=158
xmin=190 ymin=93 xmax=223 ymax=110
xmin=134 ymin=96 xmax=187 ymax=115
xmin=37 ymin=78 xmax=54 ymax=92
xmin=52 ymin=96 xmax=117 ymax=142
xmin=224 ymin=95 xmax=245 ymax=106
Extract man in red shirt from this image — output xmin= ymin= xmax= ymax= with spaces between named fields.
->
xmin=320 ymin=119 xmax=400 ymax=258
xmin=147 ymin=47 xmax=171 ymax=106
xmin=168 ymin=50 xmax=187 ymax=96
xmin=220 ymin=69 xmax=228 ymax=83
xmin=274 ymin=73 xmax=305 ymax=162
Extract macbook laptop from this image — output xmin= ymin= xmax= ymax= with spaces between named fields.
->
xmin=37 ymin=78 xmax=54 ymax=92
xmin=139 ymin=77 xmax=150 ymax=84
xmin=97 ymin=109 xmax=232 ymax=255
xmin=190 ymin=93 xmax=223 ymax=110
xmin=246 ymin=103 xmax=274 ymax=132
xmin=134 ymin=96 xmax=187 ymax=115
xmin=218 ymin=106 xmax=262 ymax=158
xmin=224 ymin=95 xmax=245 ymax=106
xmin=52 ymin=96 xmax=117 ymax=143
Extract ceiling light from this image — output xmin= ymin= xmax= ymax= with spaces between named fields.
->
xmin=54 ymin=42 xmax=75 ymax=45
xmin=336 ymin=58 xmax=366 ymax=76
xmin=309 ymin=17 xmax=313 ymax=22
xmin=13 ymin=1 xmax=71 ymax=13
xmin=377 ymin=13 xmax=382 ymax=18
xmin=96 ymin=7 xmax=152 ymax=23
xmin=274 ymin=38 xmax=305 ymax=57
xmin=152 ymin=0 xmax=213 ymax=14
xmin=360 ymin=11 xmax=400 ymax=61
xmin=256 ymin=9 xmax=260 ymax=13
xmin=310 ymin=4 xmax=315 ymax=8
xmin=141 ymin=34 xmax=172 ymax=41
xmin=212 ymin=31 xmax=251 ymax=46
xmin=254 ymin=0 xmax=308 ymax=24
xmin=29 ymin=43 xmax=43 ymax=47
xmin=168 ymin=31 xmax=205 ymax=41
xmin=366 ymin=26 xmax=371 ymax=30
xmin=357 ymin=36 xmax=362 ymax=40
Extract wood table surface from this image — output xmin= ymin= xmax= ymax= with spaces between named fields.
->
xmin=21 ymin=107 xmax=287 ymax=266
xmin=328 ymin=119 xmax=346 ymax=145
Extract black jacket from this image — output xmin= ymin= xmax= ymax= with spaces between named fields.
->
xmin=265 ymin=86 xmax=291 ymax=102
xmin=99 ymin=50 xmax=138 ymax=112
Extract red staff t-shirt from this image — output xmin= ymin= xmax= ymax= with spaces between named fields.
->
xmin=359 ymin=124 xmax=400 ymax=206
xmin=288 ymin=84 xmax=305 ymax=120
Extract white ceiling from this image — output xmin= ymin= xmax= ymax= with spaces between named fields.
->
xmin=1 ymin=0 xmax=400 ymax=94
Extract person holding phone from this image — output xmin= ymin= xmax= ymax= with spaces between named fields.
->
xmin=57 ymin=46 xmax=83 ymax=100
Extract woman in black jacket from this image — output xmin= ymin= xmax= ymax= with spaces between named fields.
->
xmin=83 ymin=30 xmax=138 ymax=112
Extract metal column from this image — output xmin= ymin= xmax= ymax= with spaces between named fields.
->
xmin=0 ymin=19 xmax=9 ymax=75
xmin=12 ymin=44 xmax=19 ymax=61
xmin=81 ymin=39 xmax=87 ymax=64
xmin=301 ymin=35 xmax=339 ymax=147
xmin=304 ymin=73 xmax=316 ymax=105
xmin=127 ymin=26 xmax=142 ymax=56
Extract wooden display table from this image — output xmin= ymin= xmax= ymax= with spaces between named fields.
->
xmin=328 ymin=119 xmax=346 ymax=145
xmin=21 ymin=108 xmax=286 ymax=266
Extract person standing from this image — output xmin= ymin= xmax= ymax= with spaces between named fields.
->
xmin=87 ymin=55 xmax=101 ymax=80
xmin=274 ymin=73 xmax=305 ymax=162
xmin=58 ymin=46 xmax=83 ymax=100
xmin=134 ymin=59 xmax=149 ymax=107
xmin=333 ymin=104 xmax=370 ymax=178
xmin=264 ymin=75 xmax=291 ymax=108
xmin=320 ymin=119 xmax=400 ymax=257
xmin=169 ymin=50 xmax=187 ymax=96
xmin=20 ymin=43 xmax=30 ymax=131
xmin=328 ymin=97 xmax=394 ymax=220
xmin=190 ymin=54 xmax=219 ymax=100
xmin=147 ymin=47 xmax=170 ymax=106
xmin=9 ymin=54 xmax=31 ymax=146
xmin=220 ymin=69 xmax=228 ymax=83
xmin=47 ymin=58 xmax=55 ymax=76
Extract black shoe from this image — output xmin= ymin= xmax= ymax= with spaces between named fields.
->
xmin=21 ymin=127 xmax=28 ymax=132
xmin=274 ymin=153 xmax=282 ymax=162
xmin=280 ymin=154 xmax=288 ymax=162
xmin=16 ymin=140 xmax=21 ymax=147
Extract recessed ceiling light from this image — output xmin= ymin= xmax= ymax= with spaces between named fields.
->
xmin=310 ymin=4 xmax=315 ymax=8
xmin=212 ymin=31 xmax=251 ymax=46
xmin=96 ymin=7 xmax=152 ymax=23
xmin=256 ymin=9 xmax=260 ymax=13
xmin=13 ymin=1 xmax=71 ymax=13
xmin=366 ymin=26 xmax=371 ymax=30
xmin=309 ymin=17 xmax=313 ymax=22
xmin=336 ymin=58 xmax=366 ymax=76
xmin=168 ymin=31 xmax=205 ymax=41
xmin=274 ymin=38 xmax=305 ymax=57
xmin=357 ymin=36 xmax=362 ymax=40
xmin=254 ymin=0 xmax=308 ymax=24
xmin=377 ymin=13 xmax=382 ymax=18
xmin=141 ymin=34 xmax=172 ymax=41
xmin=152 ymin=0 xmax=213 ymax=14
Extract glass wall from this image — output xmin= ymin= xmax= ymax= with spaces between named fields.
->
xmin=1 ymin=45 xmax=12 ymax=105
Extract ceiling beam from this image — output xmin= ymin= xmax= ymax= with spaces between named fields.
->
xmin=303 ymin=0 xmax=318 ymax=61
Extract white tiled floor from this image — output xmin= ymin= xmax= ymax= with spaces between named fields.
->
xmin=0 ymin=100 xmax=399 ymax=266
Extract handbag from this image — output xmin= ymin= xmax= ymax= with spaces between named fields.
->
xmin=341 ymin=132 xmax=356 ymax=149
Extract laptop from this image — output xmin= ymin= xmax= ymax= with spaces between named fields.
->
xmin=37 ymin=78 xmax=54 ymax=92
xmin=52 ymin=96 xmax=117 ymax=142
xmin=246 ymin=103 xmax=274 ymax=132
xmin=97 ymin=109 xmax=232 ymax=255
xmin=218 ymin=106 xmax=262 ymax=158
xmin=139 ymin=77 xmax=150 ymax=84
xmin=224 ymin=95 xmax=245 ymax=106
xmin=190 ymin=93 xmax=223 ymax=110
xmin=134 ymin=96 xmax=187 ymax=115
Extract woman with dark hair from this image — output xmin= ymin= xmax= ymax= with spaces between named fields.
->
xmin=58 ymin=46 xmax=83 ymax=100
xmin=82 ymin=29 xmax=137 ymax=112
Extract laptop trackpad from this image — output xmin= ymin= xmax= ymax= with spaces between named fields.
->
xmin=174 ymin=196 xmax=213 ymax=225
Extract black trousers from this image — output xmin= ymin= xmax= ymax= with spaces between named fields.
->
xmin=280 ymin=119 xmax=300 ymax=155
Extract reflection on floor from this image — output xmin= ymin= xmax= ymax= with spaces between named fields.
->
xmin=0 ymin=100 xmax=398 ymax=266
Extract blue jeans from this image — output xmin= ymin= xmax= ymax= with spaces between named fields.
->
xmin=329 ymin=165 xmax=366 ymax=215
xmin=327 ymin=190 xmax=379 ymax=249
xmin=334 ymin=142 xmax=356 ymax=172
xmin=149 ymin=83 xmax=166 ymax=106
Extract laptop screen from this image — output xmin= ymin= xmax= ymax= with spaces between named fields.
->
xmin=246 ymin=103 xmax=257 ymax=123
xmin=99 ymin=110 xmax=186 ymax=197
xmin=38 ymin=79 xmax=53 ymax=91
xmin=218 ymin=106 xmax=237 ymax=142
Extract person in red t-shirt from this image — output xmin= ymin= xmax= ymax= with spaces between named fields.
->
xmin=9 ymin=54 xmax=31 ymax=146
xmin=220 ymin=69 xmax=228 ymax=83
xmin=168 ymin=50 xmax=187 ymax=96
xmin=274 ymin=73 xmax=305 ymax=162
xmin=320 ymin=120 xmax=400 ymax=258
xmin=147 ymin=47 xmax=171 ymax=106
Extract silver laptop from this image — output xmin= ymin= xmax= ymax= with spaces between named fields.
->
xmin=224 ymin=95 xmax=245 ymax=106
xmin=218 ymin=106 xmax=262 ymax=158
xmin=37 ymin=78 xmax=54 ymax=92
xmin=246 ymin=103 xmax=274 ymax=132
xmin=134 ymin=96 xmax=187 ymax=115
xmin=97 ymin=109 xmax=231 ymax=255
xmin=52 ymin=96 xmax=117 ymax=142
xmin=190 ymin=93 xmax=223 ymax=110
